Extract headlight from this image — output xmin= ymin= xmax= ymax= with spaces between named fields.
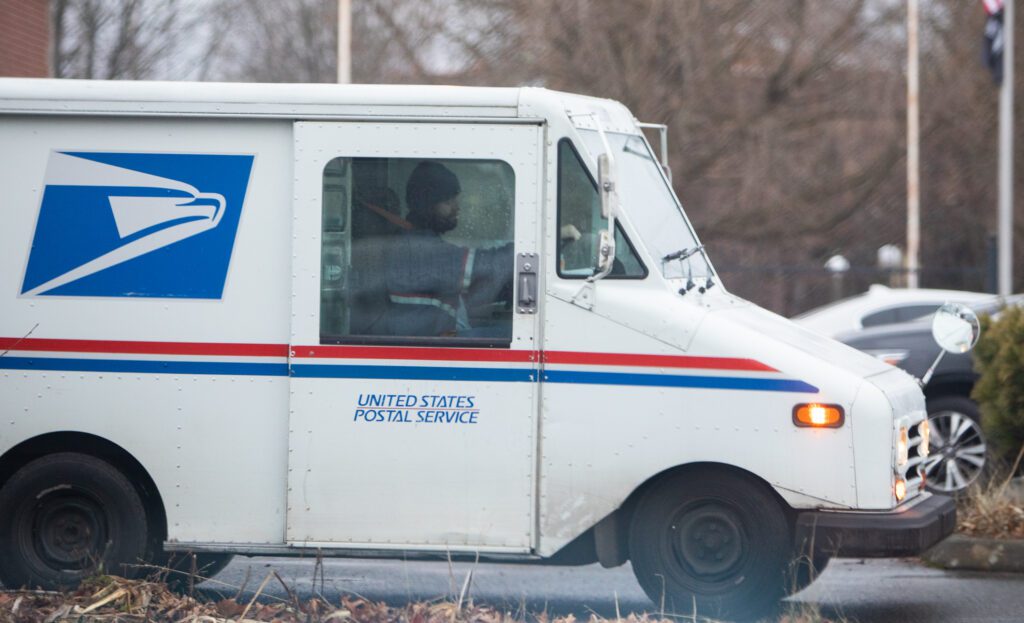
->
xmin=897 ymin=426 xmax=909 ymax=466
xmin=918 ymin=419 xmax=930 ymax=457
xmin=895 ymin=477 xmax=907 ymax=502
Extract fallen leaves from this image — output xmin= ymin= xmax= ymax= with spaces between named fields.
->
xmin=958 ymin=499 xmax=1024 ymax=539
xmin=0 ymin=573 xmax=849 ymax=623
xmin=0 ymin=574 xmax=325 ymax=623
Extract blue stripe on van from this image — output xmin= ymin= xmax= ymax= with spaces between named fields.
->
xmin=0 ymin=357 xmax=289 ymax=377
xmin=543 ymin=369 xmax=819 ymax=393
xmin=0 ymin=357 xmax=817 ymax=393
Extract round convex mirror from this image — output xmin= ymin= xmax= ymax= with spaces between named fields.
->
xmin=931 ymin=302 xmax=981 ymax=354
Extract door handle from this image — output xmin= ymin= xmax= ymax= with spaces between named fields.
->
xmin=516 ymin=253 xmax=538 ymax=314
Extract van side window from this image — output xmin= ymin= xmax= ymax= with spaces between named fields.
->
xmin=557 ymin=139 xmax=646 ymax=279
xmin=320 ymin=157 xmax=516 ymax=347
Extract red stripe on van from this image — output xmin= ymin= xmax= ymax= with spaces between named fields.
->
xmin=296 ymin=346 xmax=775 ymax=372
xmin=0 ymin=338 xmax=288 ymax=358
xmin=0 ymin=338 xmax=776 ymax=372
xmin=543 ymin=351 xmax=778 ymax=372
xmin=294 ymin=345 xmax=537 ymax=363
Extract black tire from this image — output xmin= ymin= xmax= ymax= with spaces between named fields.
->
xmin=924 ymin=395 xmax=989 ymax=494
xmin=0 ymin=453 xmax=149 ymax=589
xmin=629 ymin=467 xmax=791 ymax=621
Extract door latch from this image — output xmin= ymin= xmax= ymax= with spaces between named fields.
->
xmin=516 ymin=253 xmax=538 ymax=314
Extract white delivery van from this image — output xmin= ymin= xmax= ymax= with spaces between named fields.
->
xmin=0 ymin=79 xmax=956 ymax=620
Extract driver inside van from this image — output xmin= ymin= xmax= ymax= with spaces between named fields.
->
xmin=383 ymin=160 xmax=581 ymax=338
xmin=383 ymin=161 xmax=512 ymax=338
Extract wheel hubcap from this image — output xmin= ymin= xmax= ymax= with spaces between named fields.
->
xmin=672 ymin=503 xmax=745 ymax=580
xmin=923 ymin=410 xmax=986 ymax=493
xmin=33 ymin=492 xmax=107 ymax=569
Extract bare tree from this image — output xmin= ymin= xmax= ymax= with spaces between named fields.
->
xmin=409 ymin=0 xmax=911 ymax=311
xmin=202 ymin=0 xmax=336 ymax=82
xmin=55 ymin=0 xmax=1007 ymax=312
xmin=51 ymin=0 xmax=206 ymax=80
xmin=204 ymin=0 xmax=490 ymax=84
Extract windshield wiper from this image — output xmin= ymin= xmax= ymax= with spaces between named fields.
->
xmin=662 ymin=245 xmax=704 ymax=262
xmin=663 ymin=245 xmax=716 ymax=295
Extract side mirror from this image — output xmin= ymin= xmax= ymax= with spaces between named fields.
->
xmin=920 ymin=302 xmax=981 ymax=387
xmin=932 ymin=303 xmax=981 ymax=354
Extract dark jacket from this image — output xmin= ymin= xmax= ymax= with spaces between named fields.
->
xmin=383 ymin=229 xmax=512 ymax=337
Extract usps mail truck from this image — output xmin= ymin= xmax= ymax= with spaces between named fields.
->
xmin=0 ymin=79 xmax=958 ymax=620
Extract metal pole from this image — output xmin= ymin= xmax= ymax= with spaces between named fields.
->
xmin=906 ymin=0 xmax=920 ymax=289
xmin=337 ymin=0 xmax=352 ymax=84
xmin=999 ymin=0 xmax=1015 ymax=295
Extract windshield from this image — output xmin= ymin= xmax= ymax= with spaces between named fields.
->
xmin=579 ymin=130 xmax=712 ymax=280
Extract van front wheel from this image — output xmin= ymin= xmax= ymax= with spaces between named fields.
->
xmin=628 ymin=468 xmax=791 ymax=621
xmin=0 ymin=453 xmax=149 ymax=590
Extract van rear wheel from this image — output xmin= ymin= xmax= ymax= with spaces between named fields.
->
xmin=0 ymin=453 xmax=149 ymax=590
xmin=628 ymin=468 xmax=790 ymax=621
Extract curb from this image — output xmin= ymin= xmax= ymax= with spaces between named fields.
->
xmin=922 ymin=534 xmax=1024 ymax=573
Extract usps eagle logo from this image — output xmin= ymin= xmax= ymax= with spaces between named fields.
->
xmin=21 ymin=151 xmax=254 ymax=298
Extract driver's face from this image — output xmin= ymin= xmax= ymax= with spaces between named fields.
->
xmin=434 ymin=196 xmax=460 ymax=232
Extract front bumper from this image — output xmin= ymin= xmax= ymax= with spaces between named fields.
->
xmin=794 ymin=494 xmax=956 ymax=558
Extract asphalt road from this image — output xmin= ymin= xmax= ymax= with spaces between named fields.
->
xmin=201 ymin=556 xmax=1024 ymax=622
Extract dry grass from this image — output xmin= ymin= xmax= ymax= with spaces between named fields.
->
xmin=773 ymin=602 xmax=847 ymax=623
xmin=957 ymin=444 xmax=1024 ymax=539
xmin=0 ymin=573 xmax=851 ymax=623
xmin=0 ymin=573 xmax=541 ymax=623
xmin=957 ymin=485 xmax=1024 ymax=539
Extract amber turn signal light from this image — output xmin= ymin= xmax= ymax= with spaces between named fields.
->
xmin=895 ymin=478 xmax=907 ymax=502
xmin=792 ymin=403 xmax=845 ymax=428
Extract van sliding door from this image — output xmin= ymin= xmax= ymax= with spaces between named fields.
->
xmin=286 ymin=121 xmax=543 ymax=553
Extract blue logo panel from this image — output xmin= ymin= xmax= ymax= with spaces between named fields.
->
xmin=22 ymin=151 xmax=255 ymax=299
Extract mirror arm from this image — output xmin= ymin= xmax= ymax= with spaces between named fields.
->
xmin=587 ymin=265 xmax=614 ymax=283
xmin=587 ymin=229 xmax=616 ymax=283
xmin=589 ymin=116 xmax=618 ymax=283
xmin=594 ymin=122 xmax=615 ymax=171
xmin=637 ymin=122 xmax=669 ymax=182
xmin=919 ymin=349 xmax=946 ymax=388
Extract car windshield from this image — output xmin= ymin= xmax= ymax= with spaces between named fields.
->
xmin=579 ymin=130 xmax=712 ymax=280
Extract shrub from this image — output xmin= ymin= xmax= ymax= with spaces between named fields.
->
xmin=972 ymin=305 xmax=1024 ymax=466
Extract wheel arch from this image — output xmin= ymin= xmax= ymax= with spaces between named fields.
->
xmin=591 ymin=461 xmax=795 ymax=568
xmin=0 ymin=432 xmax=168 ymax=545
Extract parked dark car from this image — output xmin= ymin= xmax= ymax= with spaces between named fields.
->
xmin=836 ymin=295 xmax=1020 ymax=493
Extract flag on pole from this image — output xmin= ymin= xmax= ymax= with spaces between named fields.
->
xmin=984 ymin=0 xmax=1006 ymax=84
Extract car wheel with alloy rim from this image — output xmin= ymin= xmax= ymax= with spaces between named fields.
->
xmin=923 ymin=396 xmax=987 ymax=494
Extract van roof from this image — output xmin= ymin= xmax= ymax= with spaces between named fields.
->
xmin=0 ymin=79 xmax=636 ymax=131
